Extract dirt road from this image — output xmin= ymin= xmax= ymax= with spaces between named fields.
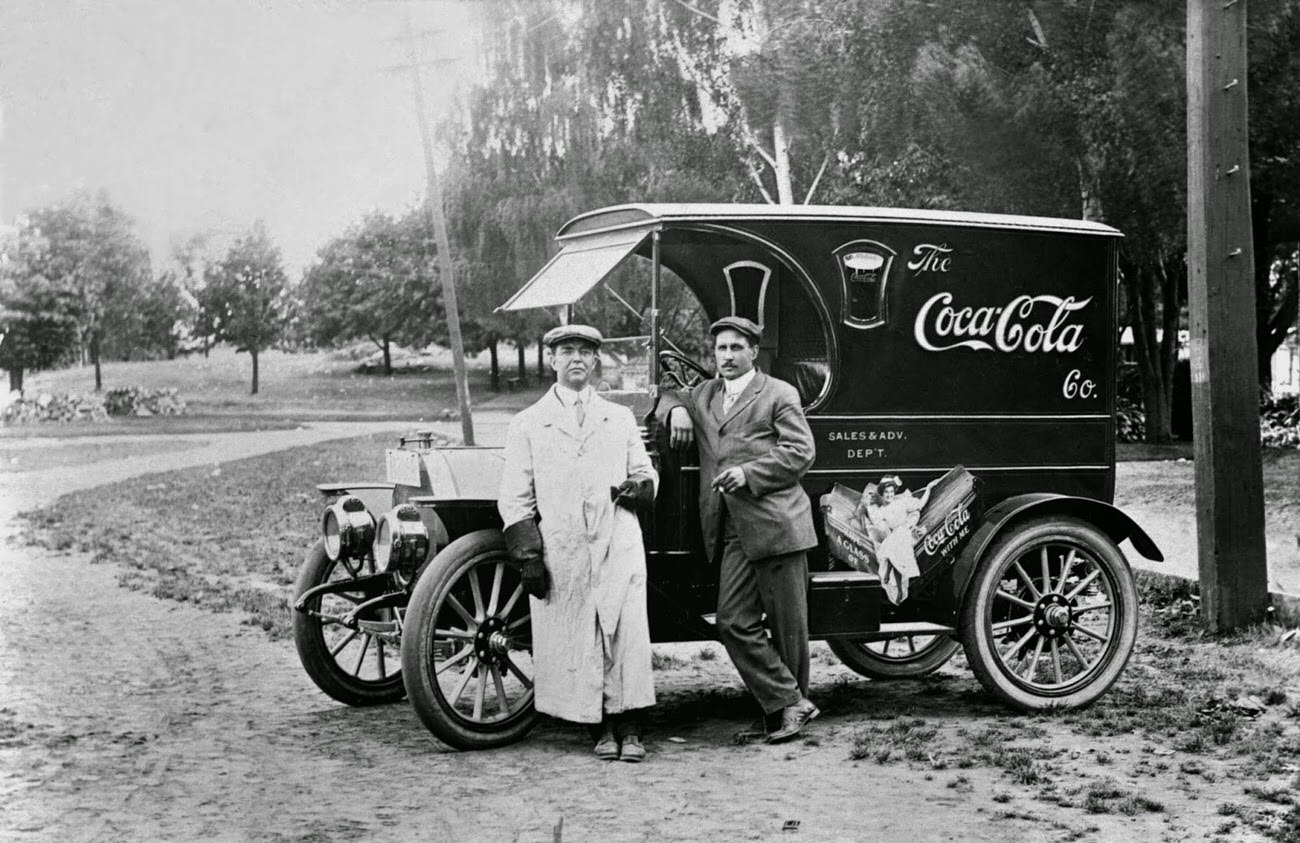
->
xmin=0 ymin=423 xmax=1280 ymax=841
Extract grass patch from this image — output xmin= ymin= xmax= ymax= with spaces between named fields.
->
xmin=1245 ymin=784 xmax=1297 ymax=806
xmin=14 ymin=345 xmax=537 ymax=426
xmin=652 ymin=651 xmax=686 ymax=670
xmin=848 ymin=717 xmax=939 ymax=763
xmin=20 ymin=430 xmax=405 ymax=639
xmin=1218 ymin=801 xmax=1300 ymax=843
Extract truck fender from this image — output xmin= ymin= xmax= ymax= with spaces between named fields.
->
xmin=315 ymin=481 xmax=396 ymax=521
xmin=409 ymin=497 xmax=504 ymax=547
xmin=951 ymin=493 xmax=1163 ymax=604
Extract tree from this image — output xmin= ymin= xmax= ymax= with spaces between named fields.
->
xmin=1248 ymin=0 xmax=1300 ymax=389
xmin=167 ymin=233 xmax=222 ymax=357
xmin=202 ymin=222 xmax=290 ymax=394
xmin=443 ymin=0 xmax=753 ymax=389
xmin=299 ymin=211 xmax=445 ymax=375
xmin=135 ymin=271 xmax=197 ymax=360
xmin=0 ymin=219 xmax=80 ymax=392
xmin=24 ymin=192 xmax=153 ymax=391
xmin=829 ymin=1 xmax=1191 ymax=441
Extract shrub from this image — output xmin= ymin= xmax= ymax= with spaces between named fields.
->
xmin=1260 ymin=393 xmax=1299 ymax=449
xmin=1115 ymin=388 xmax=1298 ymax=448
xmin=1116 ymin=396 xmax=1146 ymax=443
xmin=103 ymin=386 xmax=186 ymax=417
xmin=2 ymin=391 xmax=108 ymax=423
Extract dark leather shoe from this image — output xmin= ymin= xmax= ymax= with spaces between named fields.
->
xmin=767 ymin=698 xmax=819 ymax=744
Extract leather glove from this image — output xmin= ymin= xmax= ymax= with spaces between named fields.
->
xmin=503 ymin=519 xmax=549 ymax=599
xmin=612 ymin=476 xmax=655 ymax=512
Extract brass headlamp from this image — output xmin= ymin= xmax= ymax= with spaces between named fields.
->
xmin=373 ymin=504 xmax=430 ymax=584
xmin=322 ymin=495 xmax=375 ymax=561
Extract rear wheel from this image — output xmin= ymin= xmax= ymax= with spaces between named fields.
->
xmin=401 ymin=530 xmax=538 ymax=750
xmin=829 ymin=634 xmax=960 ymax=680
xmin=293 ymin=540 xmax=406 ymax=706
xmin=960 ymin=517 xmax=1138 ymax=710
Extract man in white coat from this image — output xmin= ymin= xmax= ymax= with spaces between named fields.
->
xmin=498 ymin=324 xmax=658 ymax=762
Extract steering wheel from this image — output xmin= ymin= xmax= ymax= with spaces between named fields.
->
xmin=658 ymin=350 xmax=711 ymax=389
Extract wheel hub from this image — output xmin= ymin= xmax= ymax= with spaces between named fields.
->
xmin=1033 ymin=593 xmax=1073 ymax=638
xmin=474 ymin=616 xmax=510 ymax=663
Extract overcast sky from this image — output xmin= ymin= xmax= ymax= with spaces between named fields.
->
xmin=0 ymin=0 xmax=480 ymax=274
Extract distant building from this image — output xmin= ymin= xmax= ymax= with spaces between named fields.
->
xmin=1273 ymin=327 xmax=1299 ymax=396
xmin=1119 ymin=326 xmax=1299 ymax=397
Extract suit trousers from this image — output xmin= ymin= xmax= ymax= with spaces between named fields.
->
xmin=716 ymin=509 xmax=810 ymax=715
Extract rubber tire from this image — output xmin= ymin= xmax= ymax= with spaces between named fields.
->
xmin=829 ymin=635 xmax=961 ymax=680
xmin=960 ymin=516 xmax=1138 ymax=711
xmin=401 ymin=529 xmax=539 ymax=750
xmin=293 ymin=539 xmax=406 ymax=706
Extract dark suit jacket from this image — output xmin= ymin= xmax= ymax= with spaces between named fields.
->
xmin=657 ymin=370 xmax=817 ymax=563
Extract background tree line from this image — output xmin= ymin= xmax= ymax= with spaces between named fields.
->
xmin=1 ymin=193 xmax=293 ymax=395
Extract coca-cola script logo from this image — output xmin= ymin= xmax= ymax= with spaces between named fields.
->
xmin=921 ymin=503 xmax=972 ymax=557
xmin=913 ymin=293 xmax=1092 ymax=353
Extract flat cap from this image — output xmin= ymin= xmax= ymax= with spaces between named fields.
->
xmin=543 ymin=323 xmax=603 ymax=349
xmin=709 ymin=315 xmax=762 ymax=343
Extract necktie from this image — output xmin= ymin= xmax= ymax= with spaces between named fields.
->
xmin=722 ymin=391 xmax=736 ymax=413
xmin=574 ymin=399 xmax=586 ymax=427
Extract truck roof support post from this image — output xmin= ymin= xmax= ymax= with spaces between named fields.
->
xmin=651 ymin=230 xmax=661 ymax=386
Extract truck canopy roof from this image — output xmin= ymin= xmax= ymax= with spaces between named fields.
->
xmin=498 ymin=203 xmax=1120 ymax=313
xmin=557 ymin=203 xmax=1123 ymax=240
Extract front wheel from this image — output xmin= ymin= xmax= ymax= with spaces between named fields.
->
xmin=960 ymin=516 xmax=1138 ymax=710
xmin=829 ymin=634 xmax=960 ymax=680
xmin=293 ymin=540 xmax=406 ymax=706
xmin=401 ymin=530 xmax=539 ymax=750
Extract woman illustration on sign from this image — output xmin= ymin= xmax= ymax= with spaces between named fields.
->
xmin=856 ymin=475 xmax=930 ymax=604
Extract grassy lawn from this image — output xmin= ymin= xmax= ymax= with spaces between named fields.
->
xmin=20 ymin=431 xmax=400 ymax=634
xmin=5 ymin=344 xmax=546 ymax=438
xmin=1116 ymin=448 xmax=1300 ymax=513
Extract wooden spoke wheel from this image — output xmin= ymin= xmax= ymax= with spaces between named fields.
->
xmin=960 ymin=517 xmax=1138 ymax=710
xmin=401 ymin=530 xmax=539 ymax=750
xmin=293 ymin=540 xmax=406 ymax=706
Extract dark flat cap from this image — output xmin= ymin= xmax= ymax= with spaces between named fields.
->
xmin=709 ymin=315 xmax=762 ymax=343
xmin=543 ymin=323 xmax=603 ymax=348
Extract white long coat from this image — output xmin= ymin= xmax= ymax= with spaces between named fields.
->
xmin=497 ymin=387 xmax=657 ymax=724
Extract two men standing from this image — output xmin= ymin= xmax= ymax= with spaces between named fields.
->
xmin=498 ymin=314 xmax=819 ymax=759
xmin=498 ymin=325 xmax=658 ymax=762
xmin=658 ymin=316 xmax=820 ymax=743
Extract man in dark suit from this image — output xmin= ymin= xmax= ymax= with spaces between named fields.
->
xmin=657 ymin=316 xmax=819 ymax=743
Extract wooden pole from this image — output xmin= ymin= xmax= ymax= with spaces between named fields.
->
xmin=1186 ymin=0 xmax=1269 ymax=630
xmin=403 ymin=18 xmax=475 ymax=445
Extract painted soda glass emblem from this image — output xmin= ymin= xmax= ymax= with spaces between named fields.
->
xmin=834 ymin=240 xmax=895 ymax=329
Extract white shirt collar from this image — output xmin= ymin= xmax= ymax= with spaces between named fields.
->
xmin=723 ymin=367 xmax=757 ymax=397
xmin=554 ymin=383 xmax=593 ymax=406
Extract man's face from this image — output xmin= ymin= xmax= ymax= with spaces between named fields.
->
xmin=714 ymin=328 xmax=758 ymax=381
xmin=550 ymin=340 xmax=597 ymax=390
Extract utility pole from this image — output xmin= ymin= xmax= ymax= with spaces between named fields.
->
xmin=1186 ymin=0 xmax=1269 ymax=630
xmin=400 ymin=17 xmax=475 ymax=445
